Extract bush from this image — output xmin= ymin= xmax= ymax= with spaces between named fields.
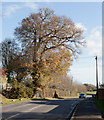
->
xmin=26 ymin=87 xmax=34 ymax=98
xmin=2 ymin=81 xmax=34 ymax=99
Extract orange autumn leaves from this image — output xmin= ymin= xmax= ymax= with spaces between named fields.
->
xmin=14 ymin=8 xmax=84 ymax=90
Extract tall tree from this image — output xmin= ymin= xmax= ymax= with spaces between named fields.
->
xmin=2 ymin=39 xmax=19 ymax=83
xmin=1 ymin=39 xmax=28 ymax=83
xmin=14 ymin=8 xmax=85 ymax=92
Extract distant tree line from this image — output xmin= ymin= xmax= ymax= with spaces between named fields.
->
xmin=84 ymin=83 xmax=96 ymax=91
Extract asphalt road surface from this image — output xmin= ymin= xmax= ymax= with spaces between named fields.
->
xmin=2 ymin=98 xmax=82 ymax=120
xmin=71 ymin=98 xmax=102 ymax=120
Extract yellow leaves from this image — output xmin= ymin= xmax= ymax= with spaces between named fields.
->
xmin=37 ymin=87 xmax=42 ymax=91
xmin=0 ymin=75 xmax=7 ymax=84
xmin=40 ymin=73 xmax=53 ymax=88
xmin=25 ymin=63 xmax=33 ymax=68
xmin=43 ymin=61 xmax=47 ymax=66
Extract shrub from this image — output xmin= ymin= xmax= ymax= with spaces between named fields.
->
xmin=2 ymin=80 xmax=34 ymax=99
xmin=26 ymin=87 xmax=34 ymax=98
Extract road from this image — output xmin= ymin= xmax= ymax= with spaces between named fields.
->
xmin=71 ymin=98 xmax=102 ymax=120
xmin=2 ymin=98 xmax=82 ymax=120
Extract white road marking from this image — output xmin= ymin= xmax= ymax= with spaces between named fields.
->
xmin=23 ymin=105 xmax=42 ymax=112
xmin=5 ymin=104 xmax=43 ymax=119
xmin=3 ymin=104 xmax=31 ymax=112
xmin=4 ymin=100 xmax=78 ymax=119
xmin=5 ymin=113 xmax=20 ymax=120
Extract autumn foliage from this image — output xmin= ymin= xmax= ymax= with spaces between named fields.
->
xmin=1 ymin=8 xmax=85 ymax=98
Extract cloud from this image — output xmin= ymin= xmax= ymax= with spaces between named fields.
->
xmin=24 ymin=3 xmax=38 ymax=10
xmin=3 ymin=3 xmax=38 ymax=17
xmin=3 ymin=4 xmax=21 ymax=17
xmin=86 ymin=26 xmax=102 ymax=57
xmin=75 ymin=23 xmax=87 ymax=31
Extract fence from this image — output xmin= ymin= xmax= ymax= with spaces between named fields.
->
xmin=98 ymin=88 xmax=104 ymax=99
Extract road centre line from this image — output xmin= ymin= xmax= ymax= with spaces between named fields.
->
xmin=4 ymin=102 xmax=48 ymax=119
xmin=3 ymin=104 xmax=32 ymax=112
xmin=23 ymin=105 xmax=42 ymax=112
xmin=23 ymin=101 xmax=52 ymax=112
xmin=4 ymin=101 xmax=51 ymax=112
xmin=5 ymin=105 xmax=43 ymax=120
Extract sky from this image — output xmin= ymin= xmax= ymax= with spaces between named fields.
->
xmin=1 ymin=1 xmax=102 ymax=86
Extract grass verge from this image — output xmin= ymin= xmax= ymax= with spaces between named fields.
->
xmin=0 ymin=96 xmax=32 ymax=105
xmin=0 ymin=94 xmax=60 ymax=105
xmin=0 ymin=96 xmax=55 ymax=105
xmin=95 ymin=98 xmax=104 ymax=118
xmin=0 ymin=94 xmax=78 ymax=105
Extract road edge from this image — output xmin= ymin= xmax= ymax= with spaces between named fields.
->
xmin=67 ymin=99 xmax=85 ymax=120
xmin=69 ymin=98 xmax=102 ymax=120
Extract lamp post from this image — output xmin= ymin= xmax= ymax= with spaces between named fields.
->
xmin=95 ymin=56 xmax=98 ymax=98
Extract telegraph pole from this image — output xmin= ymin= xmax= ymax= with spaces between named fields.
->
xmin=95 ymin=56 xmax=99 ymax=98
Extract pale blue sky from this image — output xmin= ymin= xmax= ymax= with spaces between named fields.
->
xmin=2 ymin=2 xmax=101 ymax=40
xmin=2 ymin=2 xmax=102 ymax=85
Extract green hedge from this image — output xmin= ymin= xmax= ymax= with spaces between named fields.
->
xmin=95 ymin=99 xmax=104 ymax=118
xmin=2 ymin=81 xmax=34 ymax=99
